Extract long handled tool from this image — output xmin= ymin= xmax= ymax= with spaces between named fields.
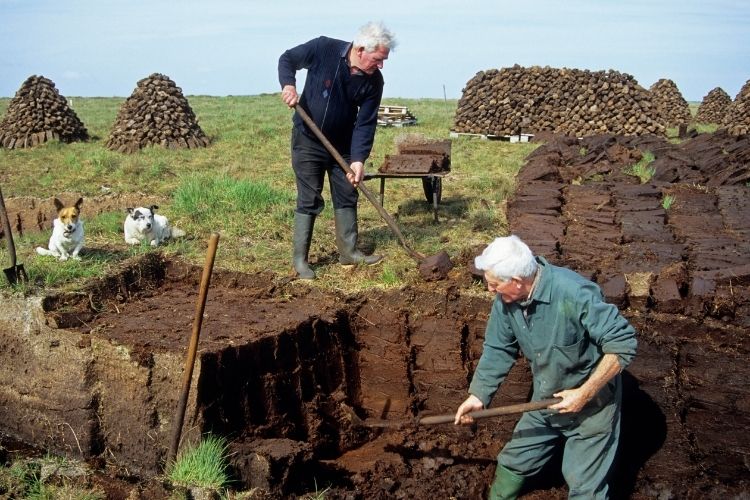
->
xmin=0 ymin=186 xmax=27 ymax=285
xmin=348 ymin=398 xmax=562 ymax=430
xmin=294 ymin=105 xmax=453 ymax=278
xmin=167 ymin=232 xmax=220 ymax=467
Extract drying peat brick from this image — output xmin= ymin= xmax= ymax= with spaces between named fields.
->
xmin=398 ymin=139 xmax=451 ymax=157
xmin=695 ymin=87 xmax=732 ymax=124
xmin=453 ymin=65 xmax=666 ymax=137
xmin=378 ymin=138 xmax=451 ymax=174
xmin=379 ymin=154 xmax=446 ymax=174
xmin=106 ymin=73 xmax=209 ymax=153
xmin=723 ymin=78 xmax=750 ymax=136
xmin=229 ymin=438 xmax=312 ymax=493
xmin=0 ymin=75 xmax=88 ymax=149
xmin=649 ymin=78 xmax=692 ymax=127
xmin=506 ymin=129 xmax=750 ymax=326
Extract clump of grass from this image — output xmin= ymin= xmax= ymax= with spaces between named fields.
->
xmin=168 ymin=435 xmax=231 ymax=491
xmin=379 ymin=265 xmax=399 ymax=286
xmin=662 ymin=194 xmax=676 ymax=210
xmin=0 ymin=460 xmax=32 ymax=497
xmin=0 ymin=457 xmax=103 ymax=500
xmin=624 ymin=151 xmax=656 ymax=183
xmin=304 ymin=479 xmax=331 ymax=500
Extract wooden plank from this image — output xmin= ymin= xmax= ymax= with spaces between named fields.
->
xmin=449 ymin=131 xmax=534 ymax=142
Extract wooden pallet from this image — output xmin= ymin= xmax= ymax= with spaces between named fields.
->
xmin=378 ymin=105 xmax=418 ymax=127
xmin=449 ymin=131 xmax=533 ymax=142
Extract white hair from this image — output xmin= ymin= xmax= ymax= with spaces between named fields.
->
xmin=354 ymin=21 xmax=397 ymax=52
xmin=474 ymin=235 xmax=537 ymax=282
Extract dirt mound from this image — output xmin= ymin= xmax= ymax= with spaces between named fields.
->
xmin=0 ymin=75 xmax=88 ymax=149
xmin=648 ymin=78 xmax=691 ymax=127
xmin=106 ymin=73 xmax=210 ymax=153
xmin=695 ymin=87 xmax=732 ymax=124
xmin=453 ymin=65 xmax=665 ymax=137
xmin=723 ymin=78 xmax=750 ymax=136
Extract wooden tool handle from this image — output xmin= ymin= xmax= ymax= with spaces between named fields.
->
xmin=293 ymin=105 xmax=424 ymax=262
xmin=0 ymin=187 xmax=17 ymax=267
xmin=418 ymin=398 xmax=563 ymax=426
xmin=167 ymin=233 xmax=220 ymax=466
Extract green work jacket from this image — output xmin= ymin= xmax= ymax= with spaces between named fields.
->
xmin=469 ymin=257 xmax=637 ymax=410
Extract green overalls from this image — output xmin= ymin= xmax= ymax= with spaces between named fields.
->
xmin=469 ymin=257 xmax=637 ymax=499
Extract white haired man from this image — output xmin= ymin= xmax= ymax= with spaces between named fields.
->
xmin=454 ymin=235 xmax=637 ymax=499
xmin=278 ymin=22 xmax=397 ymax=279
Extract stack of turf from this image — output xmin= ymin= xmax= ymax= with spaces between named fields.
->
xmin=695 ymin=87 xmax=732 ymax=124
xmin=0 ymin=75 xmax=88 ymax=149
xmin=648 ymin=78 xmax=692 ymax=127
xmin=453 ymin=65 xmax=665 ymax=137
xmin=106 ymin=73 xmax=210 ymax=153
xmin=723 ymin=79 xmax=750 ymax=136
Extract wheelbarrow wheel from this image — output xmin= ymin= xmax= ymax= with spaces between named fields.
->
xmin=422 ymin=176 xmax=442 ymax=204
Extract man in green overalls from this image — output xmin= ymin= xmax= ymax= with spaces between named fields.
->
xmin=454 ymin=235 xmax=637 ymax=499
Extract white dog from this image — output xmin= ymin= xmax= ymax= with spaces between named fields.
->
xmin=36 ymin=197 xmax=85 ymax=261
xmin=124 ymin=205 xmax=185 ymax=246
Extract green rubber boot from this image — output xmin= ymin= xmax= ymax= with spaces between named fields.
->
xmin=292 ymin=212 xmax=315 ymax=279
xmin=334 ymin=208 xmax=383 ymax=266
xmin=488 ymin=465 xmax=524 ymax=500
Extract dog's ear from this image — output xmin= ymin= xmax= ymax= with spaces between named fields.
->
xmin=74 ymin=198 xmax=84 ymax=211
xmin=54 ymin=198 xmax=64 ymax=211
xmin=127 ymin=207 xmax=135 ymax=217
xmin=149 ymin=205 xmax=159 ymax=212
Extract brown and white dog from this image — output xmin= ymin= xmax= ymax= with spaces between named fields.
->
xmin=36 ymin=197 xmax=85 ymax=261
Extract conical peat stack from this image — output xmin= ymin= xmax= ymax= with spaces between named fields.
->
xmin=453 ymin=65 xmax=665 ymax=138
xmin=648 ymin=78 xmax=691 ymax=127
xmin=106 ymin=73 xmax=210 ymax=153
xmin=0 ymin=75 xmax=88 ymax=149
xmin=723 ymin=79 xmax=750 ymax=136
xmin=695 ymin=87 xmax=731 ymax=124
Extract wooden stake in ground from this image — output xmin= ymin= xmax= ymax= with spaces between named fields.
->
xmin=167 ymin=233 xmax=220 ymax=467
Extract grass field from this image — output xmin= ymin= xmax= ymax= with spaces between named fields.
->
xmin=0 ymin=95 xmax=537 ymax=293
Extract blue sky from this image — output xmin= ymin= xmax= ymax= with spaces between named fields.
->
xmin=1 ymin=0 xmax=748 ymax=101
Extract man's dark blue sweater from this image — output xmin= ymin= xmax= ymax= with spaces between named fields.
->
xmin=278 ymin=36 xmax=384 ymax=163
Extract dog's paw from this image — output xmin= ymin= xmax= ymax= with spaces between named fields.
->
xmin=59 ymin=255 xmax=69 ymax=262
xmin=150 ymin=240 xmax=158 ymax=247
xmin=72 ymin=255 xmax=82 ymax=261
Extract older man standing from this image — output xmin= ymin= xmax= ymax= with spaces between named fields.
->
xmin=454 ymin=235 xmax=637 ymax=499
xmin=278 ymin=22 xmax=396 ymax=279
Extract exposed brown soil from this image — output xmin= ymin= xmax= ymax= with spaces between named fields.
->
xmin=1 ymin=129 xmax=749 ymax=498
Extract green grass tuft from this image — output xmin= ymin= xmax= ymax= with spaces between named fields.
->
xmin=662 ymin=194 xmax=676 ymax=210
xmin=624 ymin=151 xmax=656 ymax=183
xmin=168 ymin=435 xmax=231 ymax=491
